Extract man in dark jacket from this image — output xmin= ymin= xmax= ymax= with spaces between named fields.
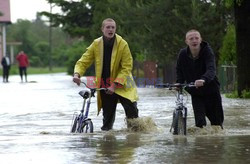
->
xmin=1 ymin=55 xmax=11 ymax=83
xmin=176 ymin=29 xmax=224 ymax=129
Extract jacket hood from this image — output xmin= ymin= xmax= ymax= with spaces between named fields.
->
xmin=186 ymin=41 xmax=210 ymax=58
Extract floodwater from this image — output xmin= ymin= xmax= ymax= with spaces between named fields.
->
xmin=0 ymin=73 xmax=250 ymax=164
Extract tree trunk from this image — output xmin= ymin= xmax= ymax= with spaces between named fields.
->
xmin=234 ymin=0 xmax=250 ymax=96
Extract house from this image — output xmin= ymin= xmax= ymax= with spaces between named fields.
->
xmin=0 ymin=0 xmax=11 ymax=63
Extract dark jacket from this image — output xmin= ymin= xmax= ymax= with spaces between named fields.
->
xmin=176 ymin=41 xmax=220 ymax=96
xmin=1 ymin=56 xmax=11 ymax=67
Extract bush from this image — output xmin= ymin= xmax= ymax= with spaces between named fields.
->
xmin=225 ymin=89 xmax=250 ymax=99
xmin=242 ymin=90 xmax=250 ymax=98
xmin=219 ymin=24 xmax=236 ymax=65
xmin=225 ymin=90 xmax=238 ymax=98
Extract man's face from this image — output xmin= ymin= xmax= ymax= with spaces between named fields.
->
xmin=185 ymin=31 xmax=202 ymax=50
xmin=102 ymin=21 xmax=116 ymax=39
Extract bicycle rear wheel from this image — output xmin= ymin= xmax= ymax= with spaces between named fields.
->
xmin=173 ymin=110 xmax=186 ymax=135
xmin=81 ymin=119 xmax=94 ymax=133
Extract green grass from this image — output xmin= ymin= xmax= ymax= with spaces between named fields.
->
xmin=0 ymin=66 xmax=67 ymax=75
xmin=27 ymin=67 xmax=67 ymax=74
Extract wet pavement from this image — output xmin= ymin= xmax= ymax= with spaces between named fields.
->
xmin=0 ymin=73 xmax=250 ymax=164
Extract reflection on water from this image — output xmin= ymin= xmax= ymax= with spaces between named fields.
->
xmin=0 ymin=74 xmax=250 ymax=163
xmin=94 ymin=133 xmax=142 ymax=163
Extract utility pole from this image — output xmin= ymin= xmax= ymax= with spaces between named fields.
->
xmin=49 ymin=2 xmax=53 ymax=71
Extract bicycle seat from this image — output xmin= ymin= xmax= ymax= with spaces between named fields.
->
xmin=79 ymin=90 xmax=91 ymax=99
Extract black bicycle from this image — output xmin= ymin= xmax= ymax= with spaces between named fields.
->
xmin=157 ymin=83 xmax=195 ymax=135
xmin=71 ymin=81 xmax=106 ymax=133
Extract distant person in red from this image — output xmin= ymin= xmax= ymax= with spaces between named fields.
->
xmin=16 ymin=51 xmax=29 ymax=82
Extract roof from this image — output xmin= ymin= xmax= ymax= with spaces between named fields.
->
xmin=0 ymin=0 xmax=11 ymax=23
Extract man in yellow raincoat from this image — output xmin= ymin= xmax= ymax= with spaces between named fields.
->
xmin=73 ymin=18 xmax=139 ymax=131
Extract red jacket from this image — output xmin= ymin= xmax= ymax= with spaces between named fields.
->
xmin=16 ymin=53 xmax=29 ymax=67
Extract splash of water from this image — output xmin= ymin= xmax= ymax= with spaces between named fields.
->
xmin=187 ymin=125 xmax=225 ymax=136
xmin=126 ymin=117 xmax=158 ymax=132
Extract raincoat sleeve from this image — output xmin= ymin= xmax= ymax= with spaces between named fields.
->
xmin=113 ymin=43 xmax=133 ymax=85
xmin=74 ymin=42 xmax=95 ymax=76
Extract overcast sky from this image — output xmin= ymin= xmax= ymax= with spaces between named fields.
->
xmin=10 ymin=0 xmax=60 ymax=23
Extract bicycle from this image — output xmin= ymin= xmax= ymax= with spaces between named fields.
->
xmin=70 ymin=81 xmax=106 ymax=133
xmin=156 ymin=83 xmax=195 ymax=135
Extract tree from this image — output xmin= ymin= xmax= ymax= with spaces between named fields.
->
xmin=219 ymin=24 xmax=236 ymax=65
xmin=226 ymin=0 xmax=250 ymax=96
xmin=133 ymin=0 xmax=229 ymax=82
xmin=234 ymin=0 xmax=250 ymax=96
xmin=41 ymin=0 xmax=95 ymax=40
xmin=7 ymin=18 xmax=72 ymax=67
xmin=40 ymin=0 xmax=230 ymax=78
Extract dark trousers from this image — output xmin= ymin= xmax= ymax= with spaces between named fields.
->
xmin=19 ymin=67 xmax=27 ymax=82
xmin=191 ymin=91 xmax=224 ymax=128
xmin=2 ymin=66 xmax=10 ymax=82
xmin=100 ymin=90 xmax=139 ymax=130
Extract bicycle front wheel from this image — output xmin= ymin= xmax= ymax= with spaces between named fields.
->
xmin=81 ymin=119 xmax=94 ymax=133
xmin=173 ymin=110 xmax=186 ymax=135
xmin=70 ymin=117 xmax=78 ymax=133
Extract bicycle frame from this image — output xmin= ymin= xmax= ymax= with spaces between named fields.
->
xmin=170 ymin=85 xmax=186 ymax=134
xmin=76 ymin=89 xmax=93 ymax=132
xmin=156 ymin=83 xmax=195 ymax=135
xmin=71 ymin=81 xmax=106 ymax=133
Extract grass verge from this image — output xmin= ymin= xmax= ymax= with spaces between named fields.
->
xmin=0 ymin=66 xmax=67 ymax=75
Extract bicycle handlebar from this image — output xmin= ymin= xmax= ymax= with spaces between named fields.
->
xmin=81 ymin=81 xmax=107 ymax=91
xmin=156 ymin=82 xmax=195 ymax=89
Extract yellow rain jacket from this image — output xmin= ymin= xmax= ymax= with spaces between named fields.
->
xmin=74 ymin=34 xmax=139 ymax=115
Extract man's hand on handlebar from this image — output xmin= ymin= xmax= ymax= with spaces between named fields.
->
xmin=194 ymin=79 xmax=205 ymax=88
xmin=106 ymin=85 xmax=115 ymax=94
xmin=106 ymin=82 xmax=123 ymax=95
xmin=73 ymin=73 xmax=81 ymax=86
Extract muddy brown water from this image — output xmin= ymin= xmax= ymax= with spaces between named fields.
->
xmin=0 ymin=73 xmax=250 ymax=163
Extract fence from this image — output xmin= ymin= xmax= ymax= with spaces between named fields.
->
xmin=218 ymin=64 xmax=237 ymax=93
xmin=134 ymin=61 xmax=237 ymax=92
